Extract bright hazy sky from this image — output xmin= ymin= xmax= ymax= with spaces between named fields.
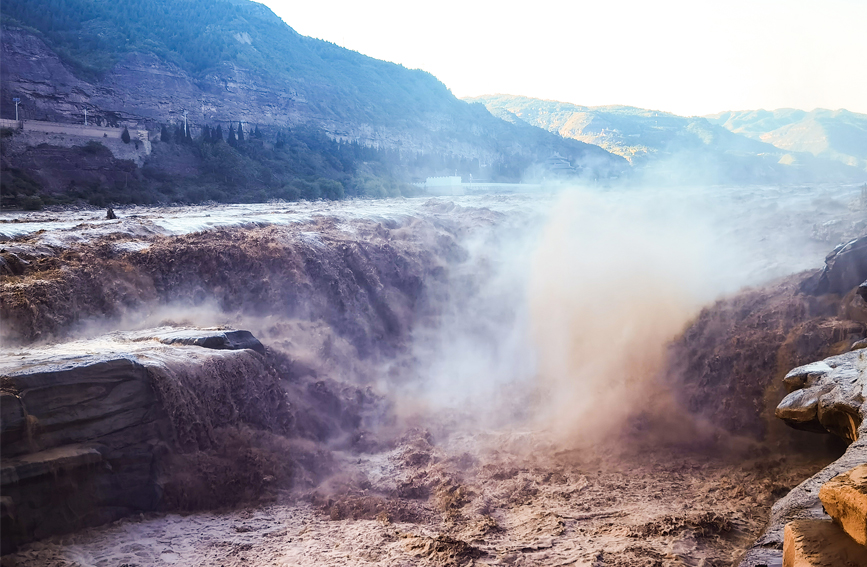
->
xmin=260 ymin=0 xmax=866 ymax=117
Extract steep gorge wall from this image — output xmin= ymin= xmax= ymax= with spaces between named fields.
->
xmin=0 ymin=27 xmax=499 ymax=163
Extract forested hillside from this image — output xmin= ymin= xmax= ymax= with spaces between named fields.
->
xmin=2 ymin=0 xmax=459 ymax=125
xmin=0 ymin=0 xmax=627 ymax=208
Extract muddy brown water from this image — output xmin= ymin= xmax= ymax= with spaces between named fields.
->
xmin=1 ymin=438 xmax=833 ymax=566
xmin=2 ymin=188 xmax=865 ymax=565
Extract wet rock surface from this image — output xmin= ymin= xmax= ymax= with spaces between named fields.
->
xmin=0 ymin=327 xmax=351 ymax=553
xmin=804 ymin=235 xmax=867 ymax=296
xmin=777 ymin=350 xmax=866 ymax=442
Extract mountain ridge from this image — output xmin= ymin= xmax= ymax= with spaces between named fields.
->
xmin=0 ymin=0 xmax=617 ymax=169
xmin=0 ymin=0 xmax=625 ymax=208
xmin=705 ymin=108 xmax=867 ymax=171
xmin=466 ymin=94 xmax=867 ymax=183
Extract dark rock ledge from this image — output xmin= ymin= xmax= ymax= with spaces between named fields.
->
xmin=0 ymin=327 xmax=273 ymax=554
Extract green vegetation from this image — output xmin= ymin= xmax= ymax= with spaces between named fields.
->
xmin=0 ymin=166 xmax=52 ymax=210
xmin=0 ymin=121 xmax=431 ymax=209
xmin=159 ymin=122 xmax=420 ymax=203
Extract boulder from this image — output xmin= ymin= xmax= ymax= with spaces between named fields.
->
xmin=739 ymin=348 xmax=867 ymax=566
xmin=141 ymin=327 xmax=265 ymax=353
xmin=805 ymin=235 xmax=867 ymax=296
xmin=775 ymin=350 xmax=865 ymax=442
xmin=0 ymin=327 xmax=282 ymax=554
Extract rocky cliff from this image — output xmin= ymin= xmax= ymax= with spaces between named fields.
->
xmin=739 ymin=347 xmax=867 ymax=566
xmin=1 ymin=13 xmax=628 ymax=208
xmin=731 ymin=238 xmax=867 ymax=566
xmin=0 ymin=324 xmax=396 ymax=554
xmin=0 ymin=22 xmax=617 ymax=168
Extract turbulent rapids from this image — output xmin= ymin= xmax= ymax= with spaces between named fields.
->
xmin=1 ymin=186 xmax=866 ymax=566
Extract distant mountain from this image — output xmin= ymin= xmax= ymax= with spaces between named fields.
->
xmin=0 ymin=0 xmax=620 ymax=179
xmin=464 ymin=95 xmax=770 ymax=163
xmin=706 ymin=109 xmax=867 ymax=171
xmin=466 ymin=94 xmax=867 ymax=184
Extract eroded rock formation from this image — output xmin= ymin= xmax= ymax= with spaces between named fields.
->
xmin=739 ymin=343 xmax=867 ymax=565
xmin=819 ymin=464 xmax=867 ymax=547
xmin=0 ymin=326 xmax=384 ymax=554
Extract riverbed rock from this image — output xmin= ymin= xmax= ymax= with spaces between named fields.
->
xmin=0 ymin=327 xmax=285 ymax=554
xmin=776 ymin=350 xmax=865 ymax=442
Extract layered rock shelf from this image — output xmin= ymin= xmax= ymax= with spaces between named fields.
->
xmin=0 ymin=327 xmax=279 ymax=553
xmin=819 ymin=464 xmax=867 ymax=547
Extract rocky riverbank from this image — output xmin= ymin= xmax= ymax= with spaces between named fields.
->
xmin=739 ymin=345 xmax=867 ymax=566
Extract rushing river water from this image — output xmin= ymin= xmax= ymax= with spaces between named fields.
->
xmin=1 ymin=183 xmax=863 ymax=566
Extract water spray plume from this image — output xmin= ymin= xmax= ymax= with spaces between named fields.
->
xmin=528 ymin=189 xmax=714 ymax=448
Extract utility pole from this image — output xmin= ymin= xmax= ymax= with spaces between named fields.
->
xmin=13 ymin=98 xmax=20 ymax=121
xmin=183 ymin=110 xmax=188 ymax=137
